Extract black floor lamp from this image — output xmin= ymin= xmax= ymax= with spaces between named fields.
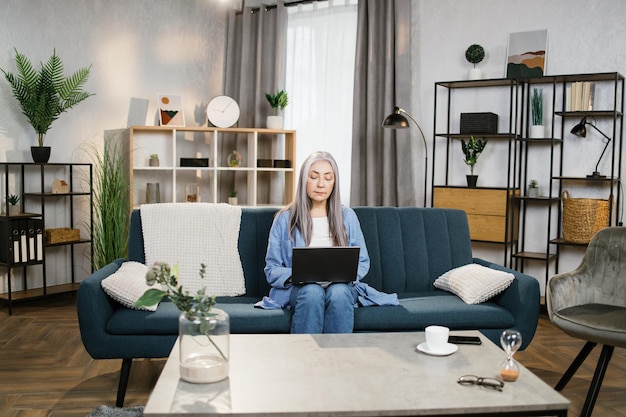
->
xmin=382 ymin=106 xmax=428 ymax=207
xmin=570 ymin=117 xmax=613 ymax=178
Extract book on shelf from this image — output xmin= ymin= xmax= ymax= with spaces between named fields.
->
xmin=567 ymin=81 xmax=595 ymax=111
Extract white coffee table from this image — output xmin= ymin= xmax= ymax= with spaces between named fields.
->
xmin=143 ymin=331 xmax=569 ymax=416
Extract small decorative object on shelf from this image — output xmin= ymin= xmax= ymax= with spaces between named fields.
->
xmin=52 ymin=179 xmax=69 ymax=194
xmin=149 ymin=154 xmax=160 ymax=167
xmin=1 ymin=48 xmax=93 ymax=163
xmin=530 ymin=88 xmax=544 ymax=138
xmin=465 ymin=44 xmax=485 ymax=80
xmin=461 ymin=135 xmax=487 ymax=188
xmin=146 ymin=183 xmax=160 ymax=204
xmin=186 ymin=183 xmax=199 ymax=202
xmin=265 ymin=90 xmax=288 ymax=129
xmin=228 ymin=190 xmax=238 ymax=205
xmin=227 ymin=150 xmax=242 ymax=167
xmin=7 ymin=194 xmax=20 ymax=216
xmin=527 ymin=179 xmax=539 ymax=197
xmin=135 ymin=263 xmax=230 ymax=384
xmin=499 ymin=329 xmax=522 ymax=382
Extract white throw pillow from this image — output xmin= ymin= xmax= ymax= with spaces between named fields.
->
xmin=433 ymin=263 xmax=515 ymax=304
xmin=101 ymin=261 xmax=159 ymax=311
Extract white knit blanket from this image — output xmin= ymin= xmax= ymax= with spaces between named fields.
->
xmin=140 ymin=203 xmax=245 ymax=296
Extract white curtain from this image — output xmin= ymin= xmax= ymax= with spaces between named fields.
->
xmin=284 ymin=0 xmax=358 ymax=205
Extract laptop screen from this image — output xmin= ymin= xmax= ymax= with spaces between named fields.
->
xmin=291 ymin=246 xmax=360 ymax=284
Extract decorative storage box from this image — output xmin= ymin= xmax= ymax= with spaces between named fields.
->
xmin=257 ymin=159 xmax=273 ymax=168
xmin=180 ymin=158 xmax=209 ymax=167
xmin=45 ymin=227 xmax=81 ymax=244
xmin=460 ymin=112 xmax=498 ymax=134
xmin=273 ymin=160 xmax=292 ymax=168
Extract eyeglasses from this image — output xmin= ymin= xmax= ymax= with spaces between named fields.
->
xmin=457 ymin=375 xmax=504 ymax=391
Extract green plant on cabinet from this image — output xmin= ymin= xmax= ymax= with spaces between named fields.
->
xmin=461 ymin=135 xmax=487 ymax=176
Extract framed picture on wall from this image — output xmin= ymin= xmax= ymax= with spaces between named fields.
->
xmin=158 ymin=94 xmax=185 ymax=126
xmin=506 ymin=29 xmax=548 ymax=79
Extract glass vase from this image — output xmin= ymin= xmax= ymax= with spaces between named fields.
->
xmin=227 ymin=150 xmax=242 ymax=167
xmin=179 ymin=309 xmax=230 ymax=383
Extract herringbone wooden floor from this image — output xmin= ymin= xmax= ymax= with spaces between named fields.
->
xmin=0 ymin=296 xmax=624 ymax=417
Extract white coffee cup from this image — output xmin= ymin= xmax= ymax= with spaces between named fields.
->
xmin=425 ymin=325 xmax=449 ymax=351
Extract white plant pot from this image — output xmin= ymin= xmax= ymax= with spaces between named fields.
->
xmin=528 ymin=187 xmax=539 ymax=198
xmin=468 ymin=68 xmax=481 ymax=80
xmin=530 ymin=125 xmax=544 ymax=139
xmin=267 ymin=115 xmax=283 ymax=130
xmin=228 ymin=197 xmax=238 ymax=205
xmin=8 ymin=205 xmax=20 ymax=216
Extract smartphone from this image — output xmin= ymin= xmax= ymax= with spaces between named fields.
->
xmin=448 ymin=335 xmax=482 ymax=345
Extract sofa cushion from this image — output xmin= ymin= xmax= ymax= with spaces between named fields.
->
xmin=354 ymin=291 xmax=515 ymax=332
xmin=101 ymin=261 xmax=157 ymax=311
xmin=433 ymin=263 xmax=515 ymax=304
xmin=106 ymin=298 xmax=291 ymax=335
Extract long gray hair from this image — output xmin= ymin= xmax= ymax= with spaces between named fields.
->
xmin=283 ymin=151 xmax=347 ymax=246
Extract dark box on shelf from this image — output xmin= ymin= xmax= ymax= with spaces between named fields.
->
xmin=257 ymin=159 xmax=273 ymax=167
xmin=273 ymin=160 xmax=292 ymax=168
xmin=460 ymin=112 xmax=498 ymax=134
xmin=180 ymin=158 xmax=209 ymax=167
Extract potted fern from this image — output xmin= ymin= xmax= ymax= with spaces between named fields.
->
xmin=461 ymin=135 xmax=487 ymax=187
xmin=1 ymin=48 xmax=94 ymax=163
xmin=265 ymin=90 xmax=288 ymax=129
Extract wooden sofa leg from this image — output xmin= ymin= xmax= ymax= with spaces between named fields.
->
xmin=116 ymin=358 xmax=133 ymax=407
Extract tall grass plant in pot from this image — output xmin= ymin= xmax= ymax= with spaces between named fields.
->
xmin=530 ymin=88 xmax=544 ymax=138
xmin=1 ymin=48 xmax=93 ymax=163
xmin=265 ymin=90 xmax=288 ymax=129
xmin=84 ymin=139 xmax=130 ymax=269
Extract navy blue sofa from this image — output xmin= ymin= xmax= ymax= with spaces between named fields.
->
xmin=77 ymin=206 xmax=540 ymax=406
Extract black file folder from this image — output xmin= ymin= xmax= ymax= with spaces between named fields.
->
xmin=35 ymin=220 xmax=44 ymax=261
xmin=0 ymin=220 xmax=13 ymax=264
xmin=19 ymin=220 xmax=28 ymax=263
xmin=28 ymin=220 xmax=36 ymax=261
xmin=12 ymin=221 xmax=21 ymax=264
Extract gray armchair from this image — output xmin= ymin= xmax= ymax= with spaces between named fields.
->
xmin=547 ymin=226 xmax=626 ymax=417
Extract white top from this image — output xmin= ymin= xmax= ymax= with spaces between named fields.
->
xmin=310 ymin=216 xmax=333 ymax=247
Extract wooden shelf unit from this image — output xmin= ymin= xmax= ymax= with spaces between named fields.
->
xmin=108 ymin=126 xmax=297 ymax=209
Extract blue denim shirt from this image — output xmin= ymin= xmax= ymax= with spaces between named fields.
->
xmin=258 ymin=206 xmax=371 ymax=309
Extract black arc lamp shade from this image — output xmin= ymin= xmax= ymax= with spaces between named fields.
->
xmin=382 ymin=106 xmax=428 ymax=206
xmin=570 ymin=117 xmax=612 ymax=178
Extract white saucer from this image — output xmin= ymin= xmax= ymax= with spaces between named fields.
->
xmin=416 ymin=342 xmax=458 ymax=356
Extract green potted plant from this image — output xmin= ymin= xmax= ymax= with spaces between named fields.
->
xmin=530 ymin=88 xmax=544 ymax=138
xmin=228 ymin=190 xmax=238 ymax=205
xmin=149 ymin=154 xmax=159 ymax=167
xmin=1 ymin=48 xmax=94 ymax=163
xmin=528 ymin=179 xmax=539 ymax=198
xmin=461 ymin=135 xmax=487 ymax=188
xmin=465 ymin=44 xmax=485 ymax=80
xmin=7 ymin=194 xmax=20 ymax=216
xmin=265 ymin=90 xmax=288 ymax=129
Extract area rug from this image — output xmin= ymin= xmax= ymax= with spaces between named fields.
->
xmin=86 ymin=406 xmax=143 ymax=417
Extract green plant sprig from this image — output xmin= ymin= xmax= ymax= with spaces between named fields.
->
xmin=135 ymin=262 xmax=227 ymax=361
xmin=461 ymin=135 xmax=487 ymax=175
xmin=265 ymin=90 xmax=289 ymax=115
xmin=1 ymin=48 xmax=94 ymax=146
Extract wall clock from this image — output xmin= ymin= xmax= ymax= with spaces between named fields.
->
xmin=207 ymin=95 xmax=240 ymax=128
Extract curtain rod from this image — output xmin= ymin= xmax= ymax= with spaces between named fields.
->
xmin=238 ymin=0 xmax=328 ymax=14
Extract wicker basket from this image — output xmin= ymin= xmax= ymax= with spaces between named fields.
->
xmin=45 ymin=227 xmax=81 ymax=244
xmin=562 ymin=190 xmax=610 ymax=244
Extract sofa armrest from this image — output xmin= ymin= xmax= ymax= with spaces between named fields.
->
xmin=77 ymin=259 xmax=125 ymax=358
xmin=473 ymin=258 xmax=540 ymax=350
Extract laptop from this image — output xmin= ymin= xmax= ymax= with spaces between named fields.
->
xmin=291 ymin=246 xmax=360 ymax=284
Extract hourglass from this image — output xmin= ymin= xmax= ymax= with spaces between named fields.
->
xmin=499 ymin=329 xmax=522 ymax=382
